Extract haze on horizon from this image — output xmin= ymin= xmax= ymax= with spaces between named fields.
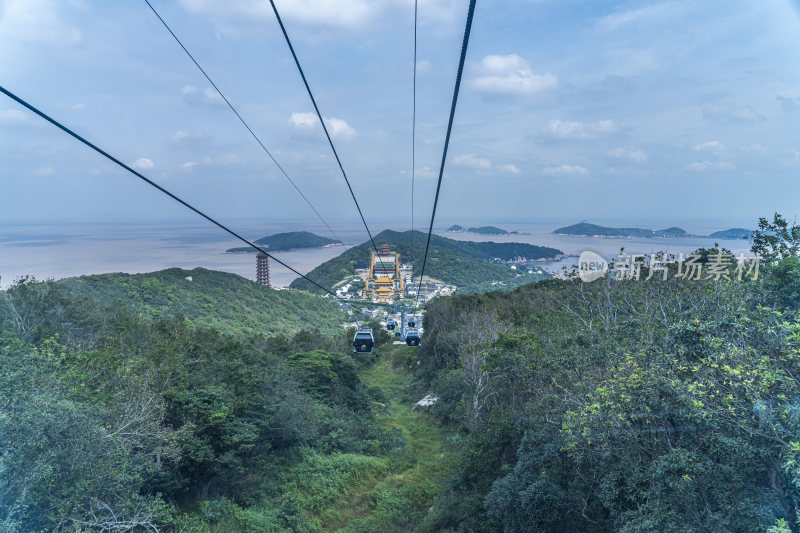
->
xmin=2 ymin=0 xmax=800 ymax=234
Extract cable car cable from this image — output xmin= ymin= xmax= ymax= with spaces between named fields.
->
xmin=142 ymin=0 xmax=344 ymax=246
xmin=265 ymin=0 xmax=390 ymax=273
xmin=410 ymin=0 xmax=418 ymax=270
xmin=0 ymin=84 xmax=370 ymax=314
xmin=413 ymin=0 xmax=477 ymax=311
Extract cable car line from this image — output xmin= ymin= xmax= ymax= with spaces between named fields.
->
xmin=142 ymin=0 xmax=343 ymax=247
xmin=410 ymin=0 xmax=418 ymax=275
xmin=413 ymin=0 xmax=477 ymax=311
xmin=265 ymin=0 xmax=390 ymax=273
xmin=0 ymin=84 xmax=369 ymax=314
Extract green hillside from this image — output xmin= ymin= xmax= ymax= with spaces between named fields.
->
xmin=226 ymin=231 xmax=340 ymax=253
xmin=408 ymin=230 xmax=800 ymax=531
xmin=3 ymin=215 xmax=800 ymax=532
xmin=289 ymin=230 xmax=561 ymax=294
xmin=58 ymin=267 xmax=345 ymax=337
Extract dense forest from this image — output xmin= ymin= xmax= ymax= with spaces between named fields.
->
xmin=3 ymin=214 xmax=800 ymax=531
xmin=289 ymin=229 xmax=559 ymax=294
xmin=408 ymin=213 xmax=800 ymax=532
xmin=58 ymin=268 xmax=346 ymax=337
xmin=0 ymin=273 xmax=423 ymax=531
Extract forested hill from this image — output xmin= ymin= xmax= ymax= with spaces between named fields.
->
xmin=408 ymin=232 xmax=800 ymax=531
xmin=57 ymin=267 xmax=345 ymax=337
xmin=289 ymin=229 xmax=562 ymax=294
xmin=226 ymin=231 xmax=340 ymax=253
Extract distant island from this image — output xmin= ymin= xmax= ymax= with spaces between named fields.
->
xmin=446 ymin=225 xmax=523 ymax=235
xmin=226 ymin=231 xmax=342 ymax=253
xmin=709 ymin=228 xmax=753 ymax=239
xmin=553 ymin=222 xmax=753 ymax=240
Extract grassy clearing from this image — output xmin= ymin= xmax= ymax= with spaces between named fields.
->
xmin=319 ymin=345 xmax=448 ymax=532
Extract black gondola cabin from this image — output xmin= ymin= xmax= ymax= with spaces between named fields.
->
xmin=405 ymin=328 xmax=420 ymax=347
xmin=353 ymin=327 xmax=375 ymax=353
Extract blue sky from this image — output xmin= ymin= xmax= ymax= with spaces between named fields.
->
xmin=2 ymin=0 xmax=800 ymax=231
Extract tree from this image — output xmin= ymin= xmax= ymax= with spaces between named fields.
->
xmin=751 ymin=213 xmax=800 ymax=263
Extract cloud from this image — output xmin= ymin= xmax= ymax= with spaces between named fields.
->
xmin=290 ymin=112 xmax=317 ymax=129
xmin=289 ymin=112 xmax=357 ymax=140
xmin=0 ymin=109 xmax=34 ymax=125
xmin=543 ymin=119 xmax=618 ymax=139
xmin=0 ymin=0 xmax=82 ymax=45
xmin=326 ymin=118 xmax=357 ymax=140
xmin=416 ymin=60 xmax=432 ymax=74
xmin=178 ymin=0 xmax=462 ymax=31
xmin=686 ymin=161 xmax=735 ymax=172
xmin=35 ymin=166 xmax=55 ymax=176
xmin=453 ymin=153 xmax=491 ymax=170
xmin=180 ymin=162 xmax=197 ymax=170
xmin=181 ymin=85 xmax=225 ymax=107
xmin=412 ymin=166 xmax=436 ymax=179
xmin=742 ymin=143 xmax=767 ymax=155
xmin=596 ymin=2 xmax=683 ymax=32
xmin=608 ymin=147 xmax=646 ymax=163
xmin=199 ymin=154 xmax=242 ymax=167
xmin=470 ymin=54 xmax=557 ymax=96
xmin=693 ymin=141 xmax=725 ymax=155
xmin=500 ymin=164 xmax=521 ymax=174
xmin=777 ymin=95 xmax=800 ymax=112
xmin=131 ymin=158 xmax=154 ymax=170
xmin=59 ymin=102 xmax=85 ymax=111
xmin=703 ymin=104 xmax=764 ymax=123
xmin=687 ymin=161 xmax=712 ymax=172
xmin=172 ymin=130 xmax=210 ymax=144
xmin=542 ymin=164 xmax=589 ymax=176
xmin=178 ymin=0 xmax=376 ymax=28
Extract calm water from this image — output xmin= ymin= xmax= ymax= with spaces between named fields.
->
xmin=0 ymin=222 xmax=753 ymax=289
xmin=441 ymin=222 xmax=753 ymax=275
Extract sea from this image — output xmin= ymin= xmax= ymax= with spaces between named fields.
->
xmin=0 ymin=221 xmax=754 ymax=289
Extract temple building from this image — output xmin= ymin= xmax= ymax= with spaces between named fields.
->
xmin=363 ymin=243 xmax=404 ymax=302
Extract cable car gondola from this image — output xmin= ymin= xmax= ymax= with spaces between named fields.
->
xmin=353 ymin=327 xmax=375 ymax=354
xmin=407 ymin=318 xmax=416 ymax=328
xmin=386 ymin=319 xmax=397 ymax=331
xmin=405 ymin=328 xmax=421 ymax=347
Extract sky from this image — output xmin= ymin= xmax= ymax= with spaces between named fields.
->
xmin=2 ymin=0 xmax=800 ymax=232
